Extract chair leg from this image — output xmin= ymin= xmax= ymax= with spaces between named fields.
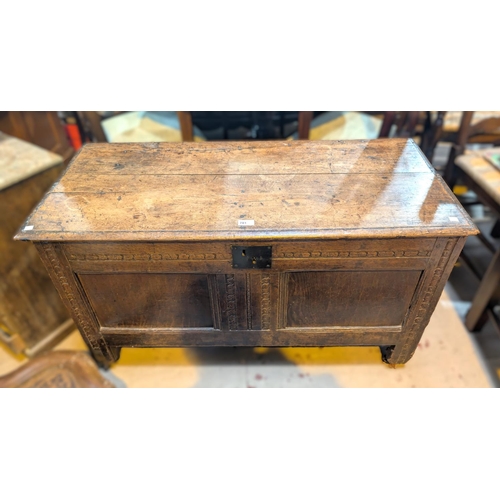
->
xmin=297 ymin=111 xmax=313 ymax=140
xmin=443 ymin=111 xmax=474 ymax=188
xmin=421 ymin=111 xmax=445 ymax=162
xmin=378 ymin=111 xmax=396 ymax=138
xmin=491 ymin=219 xmax=500 ymax=238
xmin=465 ymin=248 xmax=500 ymax=331
xmin=443 ymin=145 xmax=461 ymax=188
xmin=177 ymin=112 xmax=194 ymax=141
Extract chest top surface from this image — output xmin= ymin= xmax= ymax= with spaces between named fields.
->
xmin=16 ymin=138 xmax=477 ymax=242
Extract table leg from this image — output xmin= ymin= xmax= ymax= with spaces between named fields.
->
xmin=380 ymin=343 xmax=419 ymax=366
xmin=90 ymin=347 xmax=121 ymax=370
xmin=465 ymin=248 xmax=500 ymax=332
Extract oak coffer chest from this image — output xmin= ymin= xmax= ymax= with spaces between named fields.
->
xmin=16 ymin=139 xmax=478 ymax=367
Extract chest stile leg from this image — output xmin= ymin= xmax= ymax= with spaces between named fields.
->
xmin=34 ymin=242 xmax=120 ymax=368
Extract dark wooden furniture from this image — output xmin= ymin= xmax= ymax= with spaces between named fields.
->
xmin=297 ymin=112 xmax=314 ymax=139
xmin=179 ymin=111 xmax=423 ymax=142
xmin=378 ymin=111 xmax=420 ymax=139
xmin=306 ymin=110 xmax=421 ymax=140
xmin=443 ymin=112 xmax=500 ymax=187
xmin=454 ymin=150 xmax=500 ymax=332
xmin=79 ymin=112 xmax=313 ymax=142
xmin=439 ymin=113 xmax=500 ymax=335
xmin=76 ymin=111 xmax=109 ymax=143
xmin=190 ymin=112 xmax=306 ymax=140
xmin=0 ymin=111 xmax=74 ymax=165
xmin=177 ymin=112 xmax=194 ymax=142
xmin=179 ymin=112 xmax=307 ymax=141
xmin=69 ymin=111 xmax=430 ymax=143
xmin=413 ymin=111 xmax=500 ymax=167
xmin=16 ymin=139 xmax=477 ymax=368
xmin=0 ymin=351 xmax=114 ymax=388
xmin=419 ymin=112 xmax=446 ymax=162
xmin=0 ymin=133 xmax=73 ymax=357
xmin=441 ymin=112 xmax=500 ymax=142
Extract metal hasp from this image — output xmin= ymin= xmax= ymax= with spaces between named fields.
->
xmin=231 ymin=246 xmax=272 ymax=269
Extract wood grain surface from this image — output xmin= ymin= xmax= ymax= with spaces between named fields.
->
xmin=15 ymin=139 xmax=476 ymax=242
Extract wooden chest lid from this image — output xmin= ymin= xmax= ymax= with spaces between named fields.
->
xmin=15 ymin=138 xmax=477 ymax=242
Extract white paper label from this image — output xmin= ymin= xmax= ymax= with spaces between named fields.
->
xmin=24 ymin=225 xmax=34 ymax=231
xmin=448 ymin=217 xmax=459 ymax=222
xmin=238 ymin=219 xmax=255 ymax=227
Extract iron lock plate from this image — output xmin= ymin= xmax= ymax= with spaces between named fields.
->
xmin=231 ymin=246 xmax=272 ymax=269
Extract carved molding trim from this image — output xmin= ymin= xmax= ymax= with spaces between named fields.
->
xmin=68 ymin=250 xmax=430 ymax=262
xmin=277 ymin=273 xmax=289 ymax=330
xmin=276 ymin=250 xmax=431 ymax=259
xmin=40 ymin=244 xmax=102 ymax=353
xmin=261 ymin=276 xmax=271 ymax=330
xmin=67 ymin=252 xmax=228 ymax=262
xmin=245 ymin=274 xmax=252 ymax=330
xmin=398 ymin=239 xmax=455 ymax=362
xmin=225 ymin=274 xmax=237 ymax=330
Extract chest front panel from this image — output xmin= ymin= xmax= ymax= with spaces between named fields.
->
xmin=53 ymin=236 xmax=448 ymax=349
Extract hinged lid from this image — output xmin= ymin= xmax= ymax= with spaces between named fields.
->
xmin=15 ymin=138 xmax=478 ymax=242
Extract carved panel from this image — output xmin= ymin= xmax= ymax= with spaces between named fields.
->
xmin=397 ymin=239 xmax=456 ymax=363
xmin=245 ymin=274 xmax=252 ymax=330
xmin=285 ymin=270 xmax=422 ymax=328
xmin=78 ymin=273 xmax=214 ymax=328
xmin=261 ymin=276 xmax=271 ymax=330
xmin=38 ymin=243 xmax=101 ymax=352
xmin=225 ymin=274 xmax=238 ymax=330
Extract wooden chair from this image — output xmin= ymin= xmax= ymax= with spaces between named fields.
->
xmin=81 ymin=111 xmax=428 ymax=143
xmin=78 ymin=112 xmax=206 ymax=143
xmin=0 ymin=351 xmax=114 ymax=388
xmin=443 ymin=112 xmax=500 ymax=187
xmin=179 ymin=112 xmax=311 ymax=141
xmin=440 ymin=113 xmax=500 ymax=334
xmin=0 ymin=111 xmax=74 ymax=164
xmin=79 ymin=111 xmax=433 ymax=143
xmin=165 ymin=112 xmax=413 ymax=142
xmin=397 ymin=111 xmax=500 ymax=166
xmin=441 ymin=111 xmax=500 ymax=142
xmin=294 ymin=111 xmax=423 ymax=141
xmin=453 ymin=149 xmax=500 ymax=333
xmin=419 ymin=111 xmax=447 ymax=161
xmin=0 ymin=132 xmax=74 ymax=358
xmin=178 ymin=111 xmax=194 ymax=141
xmin=76 ymin=111 xmax=110 ymax=143
xmin=378 ymin=111 xmax=421 ymax=138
